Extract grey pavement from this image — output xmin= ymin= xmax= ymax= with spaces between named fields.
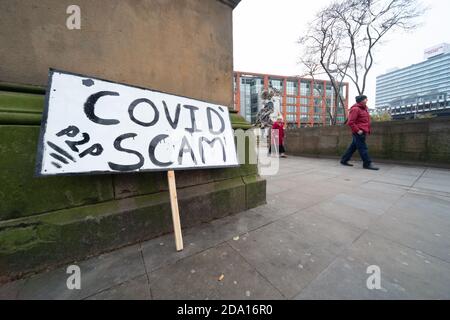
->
xmin=1 ymin=156 xmax=450 ymax=300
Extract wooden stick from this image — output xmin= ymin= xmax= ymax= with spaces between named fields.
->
xmin=167 ymin=170 xmax=184 ymax=251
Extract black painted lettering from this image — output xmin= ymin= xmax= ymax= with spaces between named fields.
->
xmin=163 ymin=101 xmax=181 ymax=129
xmin=50 ymin=153 xmax=69 ymax=164
xmin=65 ymin=133 xmax=90 ymax=152
xmin=199 ymin=137 xmax=226 ymax=164
xmin=183 ymin=105 xmax=201 ymax=133
xmin=79 ymin=143 xmax=104 ymax=158
xmin=128 ymin=98 xmax=159 ymax=127
xmin=178 ymin=136 xmax=197 ymax=165
xmin=56 ymin=125 xmax=80 ymax=138
xmin=84 ymin=91 xmax=120 ymax=125
xmin=47 ymin=141 xmax=76 ymax=162
xmin=148 ymin=134 xmax=173 ymax=167
xmin=207 ymin=107 xmax=225 ymax=135
xmin=108 ymin=133 xmax=144 ymax=171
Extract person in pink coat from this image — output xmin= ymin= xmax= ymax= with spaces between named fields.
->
xmin=269 ymin=116 xmax=287 ymax=158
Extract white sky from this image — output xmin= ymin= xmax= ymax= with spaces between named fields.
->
xmin=233 ymin=0 xmax=450 ymax=108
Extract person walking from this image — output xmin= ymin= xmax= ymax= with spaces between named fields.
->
xmin=340 ymin=95 xmax=379 ymax=170
xmin=269 ymin=115 xmax=287 ymax=158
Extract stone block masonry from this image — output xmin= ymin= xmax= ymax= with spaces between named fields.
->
xmin=0 ymin=84 xmax=264 ymax=282
xmin=285 ymin=118 xmax=450 ymax=168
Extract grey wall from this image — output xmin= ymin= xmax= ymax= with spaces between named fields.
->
xmin=285 ymin=117 xmax=450 ymax=167
xmin=0 ymin=0 xmax=234 ymax=107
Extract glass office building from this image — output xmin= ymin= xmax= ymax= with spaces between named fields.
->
xmin=233 ymin=72 xmax=349 ymax=128
xmin=375 ymin=44 xmax=450 ymax=119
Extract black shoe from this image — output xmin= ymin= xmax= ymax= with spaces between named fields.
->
xmin=340 ymin=161 xmax=354 ymax=167
xmin=363 ymin=165 xmax=380 ymax=171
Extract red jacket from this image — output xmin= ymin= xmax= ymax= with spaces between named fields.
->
xmin=271 ymin=121 xmax=285 ymax=145
xmin=347 ymin=103 xmax=371 ymax=134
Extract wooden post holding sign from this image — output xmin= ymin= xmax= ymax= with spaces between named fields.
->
xmin=167 ymin=170 xmax=183 ymax=251
xmin=35 ymin=69 xmax=239 ymax=252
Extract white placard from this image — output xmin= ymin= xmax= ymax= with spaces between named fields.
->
xmin=36 ymin=70 xmax=238 ymax=176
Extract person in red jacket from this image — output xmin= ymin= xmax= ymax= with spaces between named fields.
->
xmin=340 ymin=95 xmax=379 ymax=170
xmin=269 ymin=116 xmax=287 ymax=158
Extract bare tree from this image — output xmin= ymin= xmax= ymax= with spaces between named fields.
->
xmin=300 ymin=55 xmax=339 ymax=126
xmin=335 ymin=0 xmax=425 ymax=95
xmin=299 ymin=0 xmax=426 ymax=123
xmin=299 ymin=7 xmax=352 ymax=125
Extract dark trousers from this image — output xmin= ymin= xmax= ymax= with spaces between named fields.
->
xmin=341 ymin=133 xmax=372 ymax=167
xmin=268 ymin=144 xmax=285 ymax=154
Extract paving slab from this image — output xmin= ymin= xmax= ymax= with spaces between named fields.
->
xmin=342 ymin=232 xmax=450 ymax=299
xmin=147 ymin=243 xmax=284 ymax=300
xmin=285 ymin=171 xmax=340 ymax=184
xmin=331 ymin=193 xmax=393 ymax=216
xmin=275 ymin=210 xmax=364 ymax=255
xmin=390 ymin=191 xmax=450 ymax=226
xmin=86 ymin=275 xmax=151 ymax=300
xmin=372 ymin=175 xmax=419 ymax=187
xmin=0 ymin=278 xmax=25 ymax=300
xmin=413 ymin=176 xmax=450 ymax=193
xmin=368 ymin=193 xmax=450 ymax=263
xmin=254 ymin=195 xmax=302 ymax=221
xmin=383 ymin=166 xmax=426 ymax=178
xmin=301 ymin=200 xmax=379 ymax=230
xmin=11 ymin=244 xmax=145 ymax=300
xmin=227 ymin=222 xmax=341 ymax=298
xmin=325 ymin=175 xmax=373 ymax=188
xmin=141 ymin=210 xmax=274 ymax=272
xmin=295 ymin=257 xmax=413 ymax=300
xmin=269 ymin=191 xmax=330 ymax=212
xmin=267 ymin=179 xmax=300 ymax=195
xmin=2 ymin=156 xmax=450 ymax=300
xmin=415 ymin=176 xmax=450 ymax=187
xmin=299 ymin=181 xmax=354 ymax=198
xmin=348 ymin=186 xmax=407 ymax=204
xmin=359 ymin=180 xmax=410 ymax=195
xmin=421 ymin=168 xmax=450 ymax=180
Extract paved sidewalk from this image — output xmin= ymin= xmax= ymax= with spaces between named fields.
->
xmin=1 ymin=156 xmax=450 ymax=299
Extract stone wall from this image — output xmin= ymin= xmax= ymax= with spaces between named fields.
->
xmin=0 ymin=83 xmax=264 ymax=283
xmin=0 ymin=0 xmax=235 ymax=107
xmin=285 ymin=117 xmax=450 ymax=167
xmin=0 ymin=0 xmax=267 ymax=283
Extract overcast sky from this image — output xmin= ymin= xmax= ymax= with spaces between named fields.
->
xmin=233 ymin=0 xmax=450 ymax=108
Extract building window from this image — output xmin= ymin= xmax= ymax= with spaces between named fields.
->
xmin=286 ymin=114 xmax=297 ymax=122
xmin=269 ymin=79 xmax=283 ymax=91
xmin=314 ymin=98 xmax=323 ymax=107
xmin=313 ymin=83 xmax=324 ymax=95
xmin=300 ymin=98 xmax=309 ymax=105
xmin=287 ymin=105 xmax=296 ymax=113
xmin=286 ymin=81 xmax=298 ymax=95
xmin=286 ymin=97 xmax=296 ymax=104
xmin=300 ymin=81 xmax=311 ymax=96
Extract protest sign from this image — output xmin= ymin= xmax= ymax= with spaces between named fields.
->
xmin=36 ymin=70 xmax=238 ymax=176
